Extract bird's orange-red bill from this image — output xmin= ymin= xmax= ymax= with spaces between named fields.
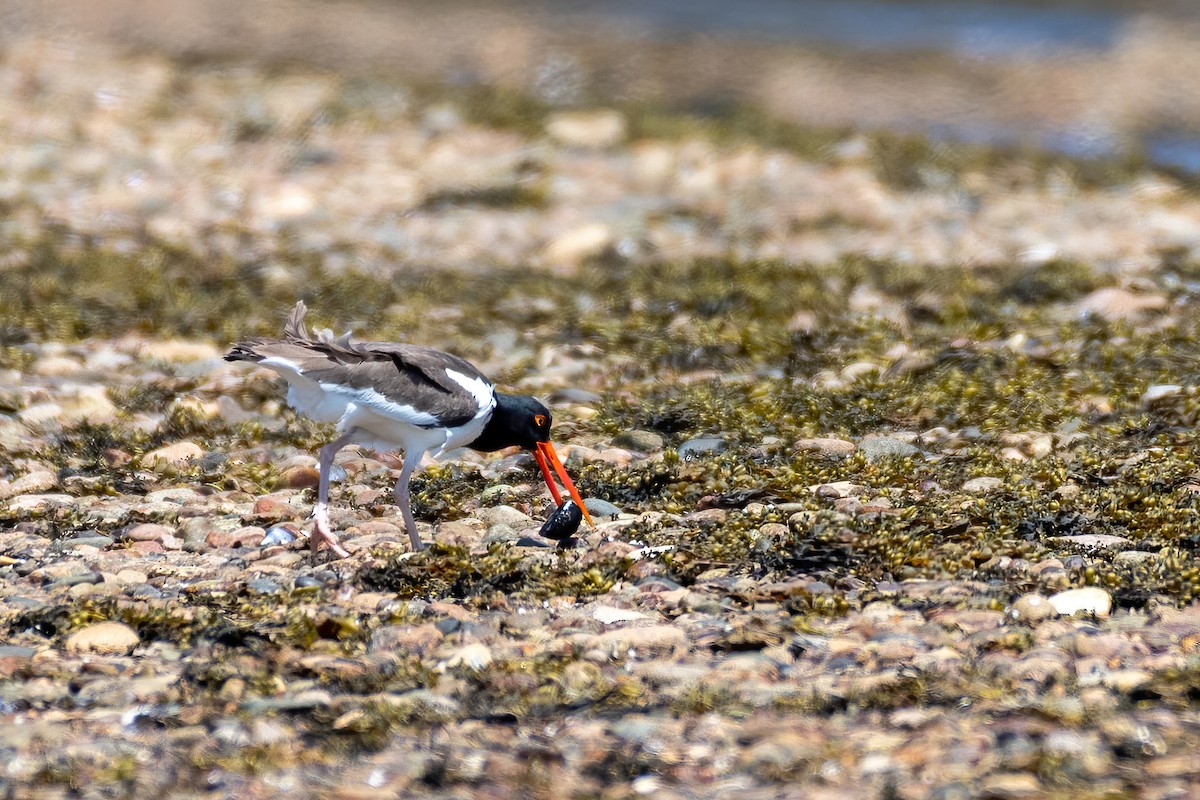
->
xmin=534 ymin=441 xmax=595 ymax=527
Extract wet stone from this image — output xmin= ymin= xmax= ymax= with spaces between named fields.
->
xmin=678 ymin=437 xmax=728 ymax=461
xmin=611 ymin=429 xmax=665 ymax=452
xmin=246 ymin=578 xmax=285 ymax=595
xmin=1048 ymin=588 xmax=1112 ymax=617
xmin=59 ymin=535 xmax=113 ymax=549
xmin=64 ymin=621 xmax=140 ymax=655
xmin=584 ymin=498 xmax=623 ymax=518
xmin=858 ymin=436 xmax=919 ymax=460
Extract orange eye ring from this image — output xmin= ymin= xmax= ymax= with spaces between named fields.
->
xmin=534 ymin=414 xmax=547 ymax=428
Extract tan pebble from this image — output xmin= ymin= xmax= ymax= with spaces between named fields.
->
xmin=32 ymin=356 xmax=83 ymax=376
xmin=962 ymin=477 xmax=1002 ymax=493
xmin=1103 ymin=669 xmax=1152 ymax=693
xmin=542 ymin=223 xmax=613 ymax=270
xmin=840 ymin=361 xmax=879 ymax=382
xmin=65 ymin=621 xmax=140 ymax=655
xmin=980 ymin=772 xmax=1042 ymax=798
xmin=141 ymin=441 xmax=204 ymax=469
xmin=1009 ymin=593 xmax=1055 ymax=623
xmin=810 ymin=480 xmax=868 ymax=498
xmin=587 ymin=625 xmax=688 ymax=659
xmin=138 ymin=340 xmax=221 ymax=362
xmin=0 ymin=470 xmax=58 ymax=500
xmin=17 ymin=402 xmax=65 ymax=429
xmin=1078 ymin=287 xmax=1166 ymax=322
xmin=545 ymin=109 xmax=626 ymax=149
xmin=1146 ymin=755 xmax=1200 ymax=778
xmin=568 ymin=405 xmax=599 ymax=420
xmin=114 ymin=569 xmax=149 ymax=585
xmin=1026 ymin=434 xmax=1054 ymax=458
xmin=435 ymin=521 xmax=481 ymax=546
xmin=124 ymin=523 xmax=174 ymax=542
xmin=370 ymin=623 xmax=444 ymax=656
xmin=439 ymin=643 xmax=493 ymax=672
xmin=279 ymin=465 xmax=320 ymax=490
xmin=220 ymin=677 xmax=246 ymax=702
xmin=794 ymin=437 xmax=856 ymax=456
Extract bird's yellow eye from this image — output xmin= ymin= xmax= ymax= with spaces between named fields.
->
xmin=534 ymin=414 xmax=547 ymax=428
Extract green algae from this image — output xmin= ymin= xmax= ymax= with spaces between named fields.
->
xmin=357 ymin=542 xmax=623 ymax=603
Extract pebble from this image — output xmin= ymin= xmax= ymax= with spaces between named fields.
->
xmin=794 ymin=437 xmax=857 ymax=456
xmin=587 ymin=625 xmax=688 ymax=659
xmin=279 ymin=465 xmax=320 ymax=489
xmin=858 ymin=436 xmax=919 ymax=460
xmin=1009 ymin=593 xmax=1055 ymax=624
xmin=64 ymin=621 xmax=140 ymax=655
xmin=476 ymin=505 xmax=534 ymax=529
xmin=1078 ymin=287 xmax=1166 ymax=322
xmin=261 ymin=526 xmax=298 ymax=547
xmin=141 ymin=442 xmax=205 ymax=469
xmin=545 ymin=109 xmax=627 ymax=148
xmin=611 ymin=429 xmax=665 ymax=452
xmin=0 ymin=471 xmax=58 ymax=500
xmin=592 ymin=606 xmax=650 ymax=624
xmin=122 ymin=523 xmax=174 ymax=542
xmin=962 ymin=477 xmax=1003 ymax=493
xmin=583 ymin=498 xmax=623 ymax=519
xmin=1048 ymin=588 xmax=1113 ymax=617
xmin=677 ymin=438 xmax=728 ymax=461
xmin=542 ymin=223 xmax=613 ymax=269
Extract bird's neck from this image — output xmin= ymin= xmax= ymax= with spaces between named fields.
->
xmin=469 ymin=392 xmax=528 ymax=452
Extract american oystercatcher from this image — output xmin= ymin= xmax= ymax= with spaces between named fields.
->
xmin=225 ymin=302 xmax=593 ymax=557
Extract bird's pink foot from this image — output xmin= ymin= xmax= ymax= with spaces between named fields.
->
xmin=311 ymin=518 xmax=351 ymax=559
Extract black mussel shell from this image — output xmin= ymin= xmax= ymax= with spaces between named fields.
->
xmin=539 ymin=500 xmax=584 ymax=542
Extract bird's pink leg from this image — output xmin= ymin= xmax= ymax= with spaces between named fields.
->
xmin=393 ymin=450 xmax=427 ymax=551
xmin=311 ymin=432 xmax=356 ymax=558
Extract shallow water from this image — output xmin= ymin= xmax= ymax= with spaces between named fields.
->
xmin=543 ymin=0 xmax=1128 ymax=56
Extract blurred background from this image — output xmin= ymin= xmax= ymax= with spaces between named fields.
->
xmin=5 ymin=0 xmax=1200 ymax=171
xmin=3 ymin=0 xmax=1200 ymax=352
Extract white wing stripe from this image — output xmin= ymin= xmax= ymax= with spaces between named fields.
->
xmin=444 ymin=368 xmax=495 ymax=414
xmin=317 ymin=382 xmax=441 ymax=427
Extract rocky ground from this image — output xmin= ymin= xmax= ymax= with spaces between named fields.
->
xmin=5 ymin=31 xmax=1200 ymax=800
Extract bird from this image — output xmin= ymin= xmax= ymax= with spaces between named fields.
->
xmin=225 ymin=301 xmax=593 ymax=557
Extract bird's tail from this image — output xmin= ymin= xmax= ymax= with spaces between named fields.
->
xmin=283 ymin=301 xmax=309 ymax=340
xmin=224 ymin=301 xmax=310 ymax=363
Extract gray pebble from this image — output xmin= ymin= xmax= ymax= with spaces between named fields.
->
xmin=612 ymin=429 xmax=665 ymax=451
xmin=482 ymin=523 xmax=520 ymax=545
xmin=46 ymin=572 xmax=103 ymax=589
xmin=678 ymin=437 xmax=728 ymax=461
xmin=260 ymin=526 xmax=297 ymax=547
xmin=59 ymin=535 xmax=114 ymax=549
xmin=858 ymin=436 xmax=919 ymax=460
xmin=583 ymin=498 xmax=622 ymax=518
xmin=246 ymin=578 xmax=284 ymax=596
xmin=125 ymin=584 xmax=165 ymax=599
xmin=547 ymin=387 xmax=602 ymax=404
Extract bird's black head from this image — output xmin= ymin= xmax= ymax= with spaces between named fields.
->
xmin=469 ymin=392 xmax=552 ymax=452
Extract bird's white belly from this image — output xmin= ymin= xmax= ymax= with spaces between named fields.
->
xmin=286 ymin=382 xmax=351 ymax=423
